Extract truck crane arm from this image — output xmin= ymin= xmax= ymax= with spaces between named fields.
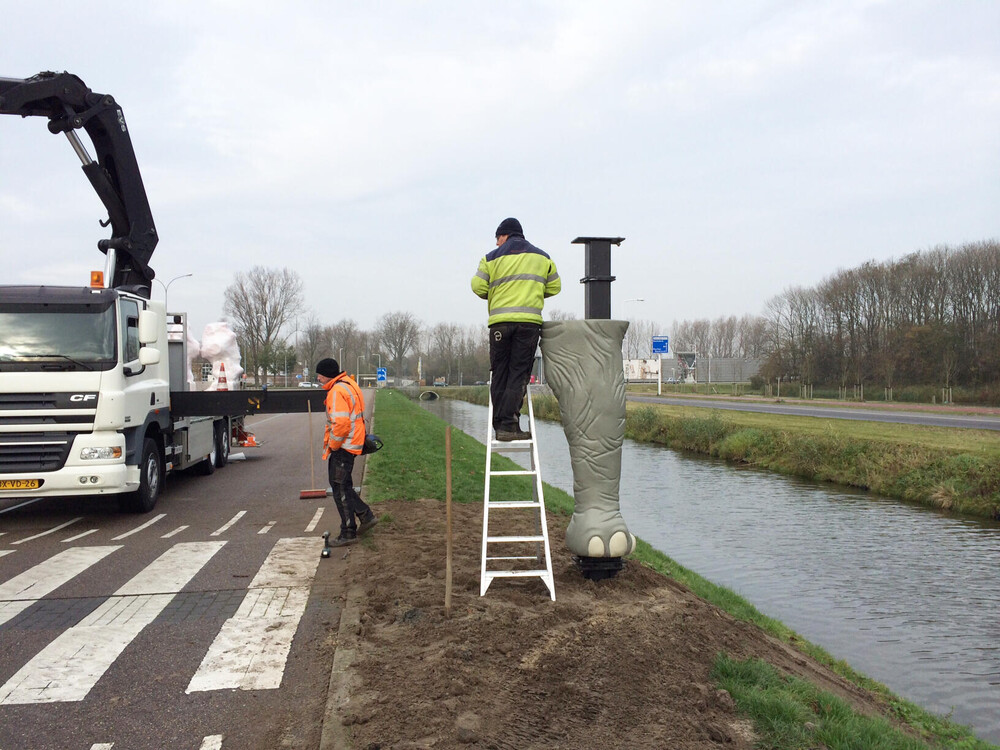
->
xmin=0 ymin=71 xmax=157 ymax=294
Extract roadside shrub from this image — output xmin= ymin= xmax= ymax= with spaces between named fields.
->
xmin=716 ymin=428 xmax=773 ymax=463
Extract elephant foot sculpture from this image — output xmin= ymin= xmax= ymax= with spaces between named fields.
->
xmin=540 ymin=320 xmax=636 ymax=572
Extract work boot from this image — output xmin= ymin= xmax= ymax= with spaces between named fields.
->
xmin=330 ymin=530 xmax=358 ymax=547
xmin=496 ymin=429 xmax=531 ymax=442
xmin=358 ymin=511 xmax=380 ymax=536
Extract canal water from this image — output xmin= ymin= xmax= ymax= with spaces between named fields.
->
xmin=419 ymin=396 xmax=1000 ymax=744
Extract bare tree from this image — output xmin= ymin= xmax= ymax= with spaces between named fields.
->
xmin=224 ymin=266 xmax=304 ymax=384
xmin=376 ymin=311 xmax=422 ymax=382
xmin=298 ymin=316 xmax=325 ymax=379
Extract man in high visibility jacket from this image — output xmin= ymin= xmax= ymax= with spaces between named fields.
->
xmin=471 ymin=217 xmax=561 ymax=441
xmin=316 ymin=358 xmax=378 ymax=546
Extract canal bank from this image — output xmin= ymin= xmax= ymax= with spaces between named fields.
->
xmin=417 ymin=394 xmax=1000 ymax=745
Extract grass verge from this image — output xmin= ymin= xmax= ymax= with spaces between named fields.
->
xmin=365 ymin=389 xmax=993 ymax=749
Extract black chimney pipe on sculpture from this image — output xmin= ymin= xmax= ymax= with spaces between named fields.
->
xmin=572 ymin=236 xmax=625 ymax=319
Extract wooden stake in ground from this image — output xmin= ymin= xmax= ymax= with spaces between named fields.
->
xmin=300 ymin=400 xmax=326 ymax=500
xmin=445 ymin=426 xmax=453 ymax=617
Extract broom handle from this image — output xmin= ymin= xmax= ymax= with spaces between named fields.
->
xmin=308 ymin=400 xmax=316 ymax=489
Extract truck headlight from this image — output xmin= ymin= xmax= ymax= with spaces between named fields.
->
xmin=80 ymin=446 xmax=123 ymax=460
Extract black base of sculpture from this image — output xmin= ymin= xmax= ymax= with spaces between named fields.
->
xmin=574 ymin=556 xmax=624 ymax=581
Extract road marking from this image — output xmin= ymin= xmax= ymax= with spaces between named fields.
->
xmin=91 ymin=744 xmax=114 ymax=749
xmin=258 ymin=521 xmax=276 ymax=535
xmin=211 ymin=511 xmax=246 ymax=537
xmin=187 ymin=537 xmax=320 ymax=693
xmin=11 ymin=517 xmax=83 ymax=545
xmin=0 ymin=550 xmax=13 ymax=558
xmin=162 ymin=525 xmax=188 ymax=539
xmin=305 ymin=507 xmax=324 ymax=532
xmin=0 ymin=545 xmax=121 ymax=623
xmin=200 ymin=734 xmax=223 ymax=749
xmin=0 ymin=541 xmax=225 ymax=704
xmin=63 ymin=529 xmax=99 ymax=543
xmin=111 ymin=513 xmax=166 ymax=540
xmin=0 ymin=498 xmax=44 ymax=515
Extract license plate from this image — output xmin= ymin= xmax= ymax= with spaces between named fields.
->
xmin=0 ymin=479 xmax=40 ymax=490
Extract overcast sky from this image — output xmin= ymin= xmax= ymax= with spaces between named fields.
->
xmin=2 ymin=1 xmax=998 ymax=344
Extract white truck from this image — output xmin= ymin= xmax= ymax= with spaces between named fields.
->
xmin=0 ymin=72 xmax=233 ymax=512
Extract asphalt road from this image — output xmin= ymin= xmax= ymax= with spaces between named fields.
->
xmin=0 ymin=410 xmax=362 ymax=750
xmin=627 ymin=394 xmax=1000 ymax=431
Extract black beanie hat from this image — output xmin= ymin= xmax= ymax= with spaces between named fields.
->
xmin=315 ymin=358 xmax=341 ymax=378
xmin=495 ymin=217 xmax=523 ymax=238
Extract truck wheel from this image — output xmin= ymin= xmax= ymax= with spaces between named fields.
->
xmin=195 ymin=442 xmax=217 ymax=476
xmin=122 ymin=438 xmax=163 ymax=513
xmin=214 ymin=421 xmax=230 ymax=468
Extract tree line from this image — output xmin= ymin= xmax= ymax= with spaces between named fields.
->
xmin=222 ymin=239 xmax=998 ymax=391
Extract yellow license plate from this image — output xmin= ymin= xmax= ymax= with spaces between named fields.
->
xmin=0 ymin=479 xmax=40 ymax=490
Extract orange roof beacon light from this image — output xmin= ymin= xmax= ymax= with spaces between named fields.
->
xmin=90 ymin=271 xmax=104 ymax=288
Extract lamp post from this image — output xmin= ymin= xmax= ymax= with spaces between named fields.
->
xmin=621 ymin=297 xmax=645 ymax=318
xmin=357 ymin=355 xmax=363 ymax=381
xmin=153 ymin=273 xmax=193 ymax=312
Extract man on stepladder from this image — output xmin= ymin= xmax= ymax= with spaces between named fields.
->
xmin=315 ymin=358 xmax=379 ymax=546
xmin=471 ymin=217 xmax=561 ymax=441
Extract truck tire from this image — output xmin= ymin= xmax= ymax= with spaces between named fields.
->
xmin=214 ymin=421 xmax=230 ymax=468
xmin=122 ymin=437 xmax=163 ymax=513
xmin=195 ymin=442 xmax=217 ymax=476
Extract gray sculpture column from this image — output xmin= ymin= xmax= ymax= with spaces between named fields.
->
xmin=540 ymin=319 xmax=636 ymax=561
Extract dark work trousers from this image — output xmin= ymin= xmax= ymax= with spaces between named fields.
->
xmin=488 ymin=322 xmax=541 ymax=432
xmin=328 ymin=448 xmax=372 ymax=533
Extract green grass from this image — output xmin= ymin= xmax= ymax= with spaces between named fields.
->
xmin=365 ymin=389 xmax=994 ymax=749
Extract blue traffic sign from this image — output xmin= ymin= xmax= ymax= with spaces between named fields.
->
xmin=376 ymin=367 xmax=387 ymax=382
xmin=652 ymin=336 xmax=669 ymax=354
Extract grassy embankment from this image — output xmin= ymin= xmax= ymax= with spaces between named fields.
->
xmin=441 ymin=385 xmax=1000 ymax=520
xmin=364 ymin=389 xmax=994 ymax=749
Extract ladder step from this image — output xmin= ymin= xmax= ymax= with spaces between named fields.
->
xmin=489 ymin=469 xmax=537 ymax=477
xmin=490 ymin=444 xmax=533 ymax=452
xmin=484 ymin=570 xmax=552 ymax=579
xmin=486 ymin=500 xmax=541 ymax=508
xmin=486 ymin=535 xmax=545 ymax=543
xmin=486 ymin=555 xmax=543 ymax=561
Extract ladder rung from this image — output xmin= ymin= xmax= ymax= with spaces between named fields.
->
xmin=485 ymin=570 xmax=552 ymax=579
xmin=489 ymin=469 xmax=537 ymax=477
xmin=486 ymin=535 xmax=545 ymax=543
xmin=486 ymin=555 xmax=542 ymax=561
xmin=486 ymin=500 xmax=541 ymax=508
xmin=490 ymin=444 xmax=532 ymax=452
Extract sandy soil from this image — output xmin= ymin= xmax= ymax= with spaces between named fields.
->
xmin=329 ymin=498 xmax=891 ymax=749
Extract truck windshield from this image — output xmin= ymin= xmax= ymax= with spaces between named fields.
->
xmin=0 ymin=307 xmax=116 ymax=370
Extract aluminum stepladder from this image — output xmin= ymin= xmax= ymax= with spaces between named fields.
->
xmin=480 ymin=382 xmax=556 ymax=600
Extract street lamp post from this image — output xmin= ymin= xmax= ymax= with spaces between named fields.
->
xmin=153 ymin=273 xmax=193 ymax=312
xmin=357 ymin=355 xmax=362 ymax=381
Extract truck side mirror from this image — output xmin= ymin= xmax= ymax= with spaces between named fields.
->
xmin=139 ymin=348 xmax=161 ymax=366
xmin=138 ymin=310 xmax=160 ymax=344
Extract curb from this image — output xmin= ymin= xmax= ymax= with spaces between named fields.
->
xmin=319 ymin=584 xmax=364 ymax=750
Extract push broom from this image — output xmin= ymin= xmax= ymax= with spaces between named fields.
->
xmin=300 ymin=400 xmax=327 ymax=499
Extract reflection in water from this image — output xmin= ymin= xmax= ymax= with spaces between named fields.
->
xmin=422 ymin=397 xmax=1000 ymax=743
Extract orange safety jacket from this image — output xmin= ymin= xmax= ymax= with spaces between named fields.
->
xmin=322 ymin=372 xmax=366 ymax=458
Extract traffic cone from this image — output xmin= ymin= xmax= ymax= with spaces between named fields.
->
xmin=218 ymin=362 xmax=228 ymax=391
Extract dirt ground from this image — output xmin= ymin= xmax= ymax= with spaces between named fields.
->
xmin=330 ymin=498 xmax=890 ymax=749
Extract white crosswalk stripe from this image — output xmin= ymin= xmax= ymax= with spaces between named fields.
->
xmin=0 ymin=546 xmax=121 ymax=627
xmin=187 ymin=537 xmax=320 ymax=692
xmin=0 ymin=542 xmax=225 ymax=704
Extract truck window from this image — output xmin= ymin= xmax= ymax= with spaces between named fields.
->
xmin=120 ymin=299 xmax=140 ymax=364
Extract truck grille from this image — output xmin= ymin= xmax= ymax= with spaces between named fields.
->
xmin=0 ymin=432 xmax=78 ymax=472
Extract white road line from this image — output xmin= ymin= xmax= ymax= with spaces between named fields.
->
xmin=211 ymin=511 xmax=246 ymax=537
xmin=91 ymin=744 xmax=114 ymax=749
xmin=0 ymin=546 xmax=121 ymax=627
xmin=258 ymin=522 xmax=276 ymax=535
xmin=62 ymin=529 xmax=98 ymax=543
xmin=161 ymin=525 xmax=188 ymax=539
xmin=11 ymin=517 xmax=83 ymax=545
xmin=199 ymin=735 xmax=223 ymax=750
xmin=0 ymin=498 xmax=44 ymax=515
xmin=0 ymin=541 xmax=226 ymax=704
xmin=187 ymin=537 xmax=320 ymax=693
xmin=111 ymin=513 xmax=166 ymax=540
xmin=305 ymin=507 xmax=324 ymax=532
xmin=0 ymin=550 xmax=13 ymax=558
